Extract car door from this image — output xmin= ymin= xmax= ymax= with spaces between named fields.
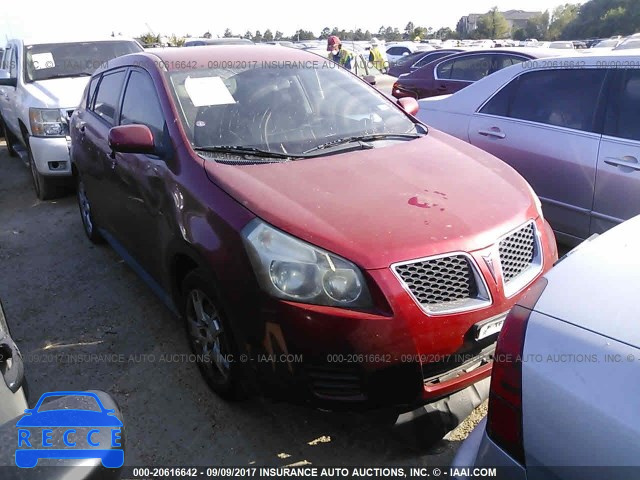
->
xmin=433 ymin=54 xmax=492 ymax=96
xmin=0 ymin=44 xmax=19 ymax=136
xmin=468 ymin=68 xmax=609 ymax=241
xmin=111 ymin=68 xmax=171 ymax=282
xmin=592 ymin=69 xmax=640 ymax=234
xmin=82 ymin=68 xmax=128 ymax=234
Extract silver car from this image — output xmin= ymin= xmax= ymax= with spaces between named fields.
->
xmin=417 ymin=53 xmax=640 ymax=246
xmin=452 ymin=215 xmax=640 ymax=479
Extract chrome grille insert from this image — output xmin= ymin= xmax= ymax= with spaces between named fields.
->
xmin=392 ymin=252 xmax=491 ymax=315
xmin=499 ymin=221 xmax=543 ymax=297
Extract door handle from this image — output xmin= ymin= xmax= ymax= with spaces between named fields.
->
xmin=478 ymin=129 xmax=506 ymax=139
xmin=604 ymin=156 xmax=640 ymax=171
xmin=437 ymin=85 xmax=448 ymax=91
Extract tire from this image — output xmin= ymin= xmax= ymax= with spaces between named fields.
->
xmin=28 ymin=147 xmax=60 ymax=201
xmin=0 ymin=117 xmax=18 ymax=157
xmin=76 ymin=174 xmax=104 ymax=244
xmin=182 ymin=269 xmax=248 ymax=400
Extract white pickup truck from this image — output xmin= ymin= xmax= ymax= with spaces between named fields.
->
xmin=0 ymin=37 xmax=142 ymax=199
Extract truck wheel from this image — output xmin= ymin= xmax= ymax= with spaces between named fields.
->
xmin=0 ymin=118 xmax=18 ymax=157
xmin=28 ymin=148 xmax=60 ymax=200
xmin=182 ymin=269 xmax=249 ymax=401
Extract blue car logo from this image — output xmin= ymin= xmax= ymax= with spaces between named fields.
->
xmin=15 ymin=391 xmax=124 ymax=468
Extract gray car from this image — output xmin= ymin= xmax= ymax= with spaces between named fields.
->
xmin=417 ymin=53 xmax=640 ymax=245
xmin=452 ymin=215 xmax=640 ymax=479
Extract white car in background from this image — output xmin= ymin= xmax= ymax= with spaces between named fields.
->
xmin=453 ymin=215 xmax=640 ymax=479
xmin=385 ymin=42 xmax=435 ymax=65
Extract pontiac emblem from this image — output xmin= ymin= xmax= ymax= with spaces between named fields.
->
xmin=483 ymin=254 xmax=497 ymax=283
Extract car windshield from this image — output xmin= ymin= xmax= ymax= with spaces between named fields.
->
xmin=24 ymin=41 xmax=141 ymax=82
xmin=593 ymin=39 xmax=618 ymax=48
xmin=167 ymin=62 xmax=417 ymax=157
xmin=615 ymin=39 xmax=640 ymax=50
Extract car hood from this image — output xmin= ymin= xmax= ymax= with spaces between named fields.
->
xmin=23 ymin=76 xmax=90 ymax=109
xmin=203 ymin=130 xmax=538 ymax=269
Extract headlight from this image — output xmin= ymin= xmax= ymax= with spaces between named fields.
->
xmin=242 ymin=219 xmax=373 ymax=308
xmin=29 ymin=108 xmax=68 ymax=137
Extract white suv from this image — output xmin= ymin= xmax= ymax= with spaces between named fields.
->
xmin=0 ymin=37 xmax=142 ymax=199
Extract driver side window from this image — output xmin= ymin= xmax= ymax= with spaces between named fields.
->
xmin=119 ymin=69 xmax=166 ymax=149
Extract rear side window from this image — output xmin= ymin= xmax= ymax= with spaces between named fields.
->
xmin=120 ymin=70 xmax=166 ymax=145
xmin=604 ymin=70 xmax=640 ymax=142
xmin=493 ymin=55 xmax=526 ymax=70
xmin=92 ymin=69 xmax=126 ymax=125
xmin=413 ymin=51 xmax=453 ymax=68
xmin=505 ymin=69 xmax=607 ymax=132
xmin=450 ymin=55 xmax=492 ymax=81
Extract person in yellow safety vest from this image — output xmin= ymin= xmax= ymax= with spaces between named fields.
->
xmin=369 ymin=40 xmax=387 ymax=73
xmin=327 ymin=35 xmax=353 ymax=70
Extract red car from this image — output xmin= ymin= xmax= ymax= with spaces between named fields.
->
xmin=70 ymin=46 xmax=557 ymax=414
xmin=392 ymin=48 xmax=559 ymax=100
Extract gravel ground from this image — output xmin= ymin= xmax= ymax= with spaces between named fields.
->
xmin=0 ymin=141 xmax=490 ymax=467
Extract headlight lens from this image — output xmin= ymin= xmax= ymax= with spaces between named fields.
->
xmin=242 ymin=219 xmax=372 ymax=308
xmin=29 ymin=108 xmax=68 ymax=137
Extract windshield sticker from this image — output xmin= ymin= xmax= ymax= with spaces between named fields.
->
xmin=31 ymin=53 xmax=56 ymax=70
xmin=184 ymin=76 xmax=236 ymax=107
xmin=377 ymin=104 xmax=390 ymax=111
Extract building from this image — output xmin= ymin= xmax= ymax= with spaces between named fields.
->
xmin=457 ymin=10 xmax=541 ymax=37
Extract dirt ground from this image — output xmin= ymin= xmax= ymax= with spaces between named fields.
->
xmin=0 ymin=140 xmax=489 ymax=467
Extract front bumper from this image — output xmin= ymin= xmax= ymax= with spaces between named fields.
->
xmin=29 ymin=135 xmax=72 ymax=176
xmin=246 ymin=218 xmax=557 ymax=410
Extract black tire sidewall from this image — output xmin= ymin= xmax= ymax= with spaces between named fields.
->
xmin=181 ymin=269 xmax=246 ymax=400
xmin=76 ymin=174 xmax=103 ymax=244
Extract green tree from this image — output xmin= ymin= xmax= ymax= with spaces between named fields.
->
xmin=319 ymin=27 xmax=331 ymax=39
xmin=274 ymin=31 xmax=284 ymax=41
xmin=254 ymin=30 xmax=263 ymax=43
xmin=222 ymin=29 xmax=233 ymax=38
xmin=512 ymin=28 xmax=527 ymax=41
xmin=404 ymin=21 xmax=415 ymax=40
xmin=203 ymin=31 xmax=212 ymax=39
xmin=243 ymin=30 xmax=253 ymax=40
xmin=167 ymin=34 xmax=185 ymax=47
xmin=548 ymin=3 xmax=580 ymax=40
xmin=475 ymin=7 xmax=511 ymax=39
xmin=263 ymin=29 xmax=274 ymax=42
xmin=138 ymin=32 xmax=160 ymax=46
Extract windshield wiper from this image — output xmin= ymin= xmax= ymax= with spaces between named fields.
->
xmin=303 ymin=133 xmax=422 ymax=154
xmin=193 ymin=145 xmax=298 ymax=160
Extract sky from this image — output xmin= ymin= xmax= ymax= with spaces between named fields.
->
xmin=2 ymin=0 xmax=570 ymax=41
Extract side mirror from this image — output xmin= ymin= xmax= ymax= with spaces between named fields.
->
xmin=363 ymin=74 xmax=376 ymax=85
xmin=108 ymin=124 xmax=155 ymax=154
xmin=398 ymin=96 xmax=419 ymax=116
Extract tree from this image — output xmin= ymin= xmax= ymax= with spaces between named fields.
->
xmin=547 ymin=3 xmax=580 ymax=40
xmin=435 ymin=27 xmax=458 ymax=40
xmin=263 ymin=29 xmax=274 ymax=42
xmin=222 ymin=29 xmax=233 ymax=38
xmin=254 ymin=30 xmax=263 ymax=43
xmin=274 ymin=31 xmax=284 ymax=41
xmin=404 ymin=22 xmax=415 ymax=40
xmin=319 ymin=27 xmax=331 ymax=40
xmin=475 ymin=7 xmax=511 ymax=39
xmin=167 ymin=34 xmax=185 ymax=47
xmin=138 ymin=32 xmax=160 ymax=46
xmin=512 ymin=28 xmax=527 ymax=41
xmin=243 ymin=30 xmax=253 ymax=40
xmin=203 ymin=31 xmax=213 ymax=39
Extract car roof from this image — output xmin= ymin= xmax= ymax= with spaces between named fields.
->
xmin=8 ymin=36 xmax=139 ymax=46
xmin=103 ymin=46 xmax=328 ymax=73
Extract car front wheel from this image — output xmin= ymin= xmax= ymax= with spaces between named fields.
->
xmin=182 ymin=269 xmax=247 ymax=400
xmin=29 ymin=148 xmax=60 ymax=200
xmin=76 ymin=174 xmax=103 ymax=244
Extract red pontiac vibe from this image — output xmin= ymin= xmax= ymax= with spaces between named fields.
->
xmin=69 ymin=46 xmax=557 ymax=418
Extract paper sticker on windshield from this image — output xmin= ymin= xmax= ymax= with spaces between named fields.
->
xmin=31 ymin=53 xmax=55 ymax=70
xmin=377 ymin=104 xmax=390 ymax=111
xmin=184 ymin=76 xmax=236 ymax=107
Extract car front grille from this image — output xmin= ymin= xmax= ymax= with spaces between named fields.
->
xmin=498 ymin=222 xmax=542 ymax=296
xmin=499 ymin=223 xmax=536 ymax=283
xmin=392 ymin=253 xmax=491 ymax=315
